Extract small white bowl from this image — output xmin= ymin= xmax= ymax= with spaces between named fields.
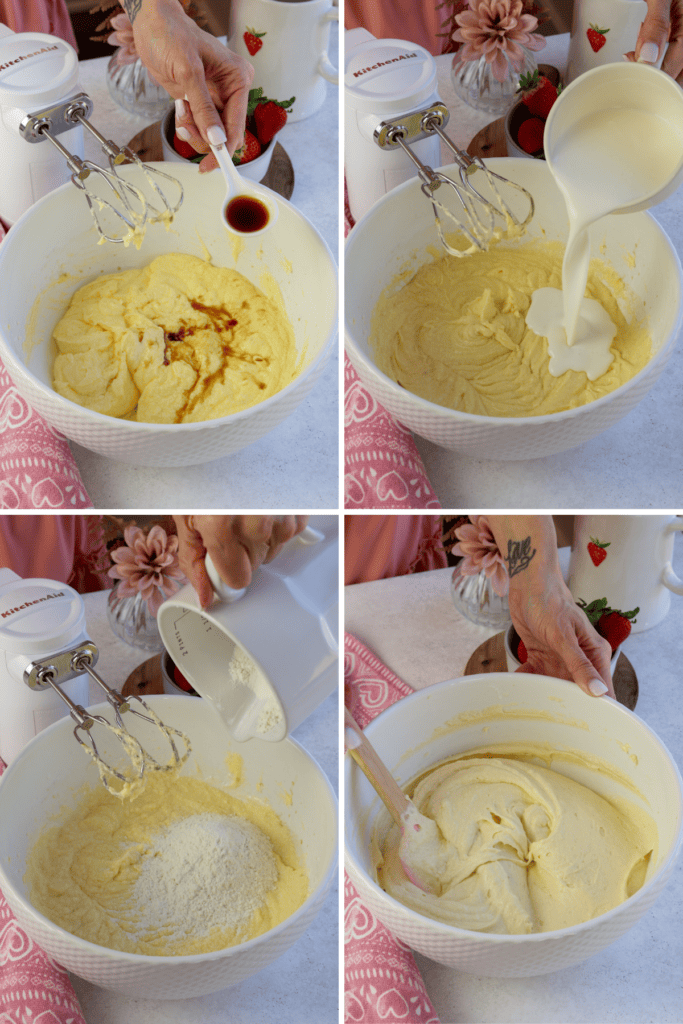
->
xmin=345 ymin=158 xmax=683 ymax=460
xmin=0 ymin=695 xmax=337 ymax=998
xmin=504 ymin=622 xmax=621 ymax=674
xmin=504 ymin=96 xmax=544 ymax=160
xmin=160 ymin=105 xmax=274 ymax=181
xmin=345 ymin=673 xmax=682 ymax=977
xmin=160 ymin=649 xmax=198 ymax=696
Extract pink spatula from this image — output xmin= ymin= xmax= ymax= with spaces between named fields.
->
xmin=345 ymin=708 xmax=447 ymax=895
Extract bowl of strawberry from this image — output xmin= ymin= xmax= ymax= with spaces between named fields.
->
xmin=505 ymin=68 xmax=561 ymax=160
xmin=504 ymin=597 xmax=639 ymax=674
xmin=162 ymin=87 xmax=294 ymax=181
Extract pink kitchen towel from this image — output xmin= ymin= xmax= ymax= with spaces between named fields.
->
xmin=0 ymin=758 xmax=88 ymax=1024
xmin=0 ymin=357 xmax=92 ymax=509
xmin=344 ymin=356 xmax=441 ymax=510
xmin=344 ymin=633 xmax=441 ymax=1024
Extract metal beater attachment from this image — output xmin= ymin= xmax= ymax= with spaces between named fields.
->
xmin=19 ymin=93 xmax=183 ymax=244
xmin=24 ymin=642 xmax=191 ymax=796
xmin=374 ymin=104 xmax=535 ymax=256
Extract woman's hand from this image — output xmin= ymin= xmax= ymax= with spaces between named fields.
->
xmin=624 ymin=0 xmax=683 ymax=82
xmin=126 ymin=0 xmax=253 ymax=164
xmin=173 ymin=516 xmax=309 ymax=608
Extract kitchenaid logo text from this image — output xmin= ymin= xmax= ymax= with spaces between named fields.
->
xmin=1 ymin=591 xmax=65 ymax=618
xmin=0 ymin=45 xmax=59 ymax=73
xmin=353 ymin=52 xmax=419 ymax=77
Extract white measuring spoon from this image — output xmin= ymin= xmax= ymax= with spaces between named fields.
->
xmin=208 ymin=126 xmax=278 ymax=236
xmin=345 ymin=708 xmax=448 ymax=895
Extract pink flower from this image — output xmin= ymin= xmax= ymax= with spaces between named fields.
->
xmin=453 ymin=0 xmax=546 ymax=82
xmin=108 ymin=525 xmax=185 ymax=617
xmin=452 ymin=515 xmax=509 ymax=596
xmin=107 ymin=12 xmax=139 ymax=66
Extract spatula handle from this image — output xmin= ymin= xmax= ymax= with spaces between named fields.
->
xmin=345 ymin=707 xmax=410 ymax=827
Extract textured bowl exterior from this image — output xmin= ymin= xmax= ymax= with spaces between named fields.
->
xmin=345 ymin=674 xmax=683 ymax=977
xmin=345 ymin=158 xmax=683 ymax=460
xmin=0 ymin=163 xmax=337 ymax=467
xmin=0 ymin=696 xmax=337 ymax=998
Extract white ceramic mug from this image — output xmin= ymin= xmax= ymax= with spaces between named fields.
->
xmin=229 ymin=0 xmax=338 ymax=122
xmin=566 ymin=0 xmax=651 ymax=84
xmin=568 ymin=515 xmax=683 ymax=632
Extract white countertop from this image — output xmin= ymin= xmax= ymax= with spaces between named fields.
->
xmin=68 ymin=589 xmax=338 ymax=1024
xmin=354 ymin=34 xmax=683 ymax=508
xmin=70 ymin=25 xmax=339 ymax=510
xmin=345 ymin=539 xmax=683 ymax=1024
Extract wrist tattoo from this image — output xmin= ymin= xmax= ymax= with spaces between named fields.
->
xmin=504 ymin=536 xmax=537 ymax=578
xmin=122 ymin=0 xmax=143 ymax=23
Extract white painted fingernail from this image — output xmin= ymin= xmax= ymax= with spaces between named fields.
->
xmin=207 ymin=124 xmax=227 ymax=146
xmin=589 ymin=679 xmax=609 ymax=696
xmin=175 ymin=98 xmax=187 ymax=121
xmin=638 ymin=42 xmax=659 ymax=64
xmin=175 ymin=126 xmax=192 ymax=142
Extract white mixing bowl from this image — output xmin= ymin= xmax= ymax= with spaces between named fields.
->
xmin=345 ymin=158 xmax=683 ymax=460
xmin=0 ymin=695 xmax=337 ymax=998
xmin=345 ymin=673 xmax=683 ymax=976
xmin=0 ymin=162 xmax=337 ymax=467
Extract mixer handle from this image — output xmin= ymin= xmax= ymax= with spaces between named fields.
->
xmin=205 ymin=525 xmax=324 ymax=603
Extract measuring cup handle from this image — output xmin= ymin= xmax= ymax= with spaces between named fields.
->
xmin=317 ymin=8 xmax=339 ymax=84
xmin=205 ymin=525 xmax=324 ymax=601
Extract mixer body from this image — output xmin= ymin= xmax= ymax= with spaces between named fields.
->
xmin=0 ymin=29 xmax=85 ymax=225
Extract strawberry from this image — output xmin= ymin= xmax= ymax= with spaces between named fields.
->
xmin=173 ymin=664 xmax=194 ymax=693
xmin=596 ymin=607 xmax=639 ymax=651
xmin=517 ymin=70 xmax=559 ymax=120
xmin=172 ymin=131 xmax=201 ymax=161
xmin=587 ymin=24 xmax=609 ymax=52
xmin=587 ymin=536 xmax=610 ymax=566
xmin=517 ymin=638 xmax=528 ymax=664
xmin=253 ymin=96 xmax=295 ymax=145
xmin=516 ymin=117 xmax=546 ymax=155
xmin=244 ymin=27 xmax=266 ymax=55
xmin=233 ymin=128 xmax=261 ymax=165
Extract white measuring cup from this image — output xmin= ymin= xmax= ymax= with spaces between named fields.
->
xmin=156 ymin=517 xmax=338 ymax=742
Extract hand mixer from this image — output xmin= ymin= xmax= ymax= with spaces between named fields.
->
xmin=0 ymin=27 xmax=182 ymax=242
xmin=373 ymin=103 xmax=535 ymax=256
xmin=0 ymin=569 xmax=190 ymax=794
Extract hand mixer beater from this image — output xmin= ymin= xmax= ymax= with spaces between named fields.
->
xmin=0 ymin=569 xmax=190 ymax=795
xmin=19 ymin=91 xmax=184 ymax=244
xmin=373 ymin=103 xmax=535 ymax=256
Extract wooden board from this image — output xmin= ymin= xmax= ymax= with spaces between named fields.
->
xmin=122 ymin=653 xmax=164 ymax=698
xmin=125 ymin=123 xmax=295 ymax=200
xmin=465 ymin=631 xmax=639 ymax=710
xmin=467 ymin=64 xmax=561 ymax=160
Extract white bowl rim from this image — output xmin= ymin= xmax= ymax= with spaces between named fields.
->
xmin=0 ymin=695 xmax=338 ymax=965
xmin=344 ymin=158 xmax=683 ymax=427
xmin=344 ymin=672 xmax=683 ymax=945
xmin=0 ymin=167 xmax=338 ymax=434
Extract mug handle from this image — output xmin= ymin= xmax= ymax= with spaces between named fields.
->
xmin=317 ymin=8 xmax=339 ymax=85
xmin=205 ymin=525 xmax=324 ymax=602
xmin=662 ymin=519 xmax=683 ymax=595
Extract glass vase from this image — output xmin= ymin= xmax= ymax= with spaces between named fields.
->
xmin=451 ymin=564 xmax=511 ymax=629
xmin=107 ymin=586 xmax=165 ymax=652
xmin=106 ymin=53 xmax=171 ymax=120
xmin=451 ymin=47 xmax=538 ymax=116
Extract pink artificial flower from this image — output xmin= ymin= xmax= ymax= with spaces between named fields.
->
xmin=108 ymin=12 xmax=138 ymax=66
xmin=108 ymin=525 xmax=185 ymax=617
xmin=453 ymin=0 xmax=546 ymax=82
xmin=452 ymin=515 xmax=509 ymax=596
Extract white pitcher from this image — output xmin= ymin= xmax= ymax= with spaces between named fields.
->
xmin=566 ymin=0 xmax=651 ymax=83
xmin=568 ymin=515 xmax=683 ymax=631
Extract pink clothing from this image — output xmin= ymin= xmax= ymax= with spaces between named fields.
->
xmin=0 ymin=0 xmax=77 ymax=49
xmin=345 ymin=0 xmax=446 ymax=55
xmin=345 ymin=515 xmax=447 ymax=585
xmin=0 ymin=515 xmax=109 ymax=592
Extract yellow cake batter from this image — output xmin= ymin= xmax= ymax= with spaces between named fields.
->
xmin=25 ymin=771 xmax=308 ymax=956
xmin=51 ymin=253 xmax=301 ymax=423
xmin=370 ymin=239 xmax=652 ymax=417
xmin=378 ymin=752 xmax=656 ymax=935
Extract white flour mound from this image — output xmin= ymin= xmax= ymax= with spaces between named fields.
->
xmin=133 ymin=812 xmax=278 ymax=940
